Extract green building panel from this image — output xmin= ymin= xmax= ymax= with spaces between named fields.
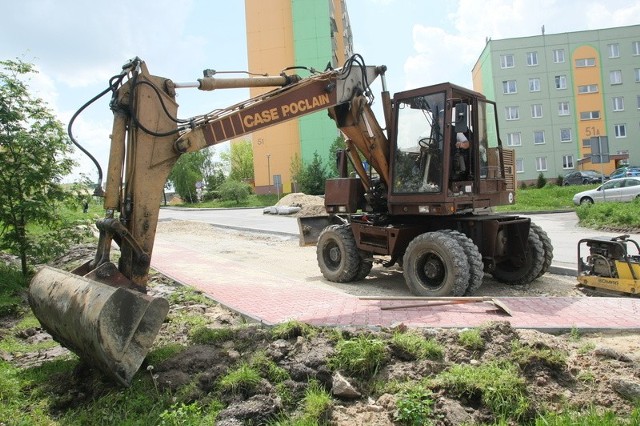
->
xmin=292 ymin=0 xmax=340 ymax=168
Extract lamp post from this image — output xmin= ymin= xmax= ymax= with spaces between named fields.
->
xmin=266 ymin=154 xmax=271 ymax=193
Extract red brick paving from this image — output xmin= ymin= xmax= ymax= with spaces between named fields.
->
xmin=151 ymin=238 xmax=640 ymax=332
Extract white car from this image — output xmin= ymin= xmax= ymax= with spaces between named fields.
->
xmin=572 ymin=177 xmax=640 ymax=205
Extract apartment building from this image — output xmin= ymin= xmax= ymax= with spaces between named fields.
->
xmin=244 ymin=0 xmax=354 ymax=194
xmin=472 ymin=25 xmax=640 ymax=183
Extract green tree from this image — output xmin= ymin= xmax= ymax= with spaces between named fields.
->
xmin=168 ymin=148 xmax=215 ymax=203
xmin=218 ymin=180 xmax=251 ymax=204
xmin=327 ymin=135 xmax=346 ymax=177
xmin=221 ymin=140 xmax=254 ymax=182
xmin=289 ymin=152 xmax=303 ymax=192
xmin=297 ymin=151 xmax=328 ymax=195
xmin=0 ymin=59 xmax=81 ymax=276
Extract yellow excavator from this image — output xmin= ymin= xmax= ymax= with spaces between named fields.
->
xmin=29 ymin=55 xmax=552 ymax=385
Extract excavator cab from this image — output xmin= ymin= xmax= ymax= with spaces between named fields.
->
xmin=387 ymin=83 xmax=512 ymax=215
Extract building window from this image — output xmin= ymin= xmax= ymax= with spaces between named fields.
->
xmin=536 ymin=156 xmax=547 ymax=172
xmin=613 ymin=97 xmax=624 ymax=111
xmin=635 ymin=68 xmax=640 ymax=82
xmin=505 ymin=106 xmax=519 ymax=120
xmin=534 ymin=131 xmax=545 ymax=144
xmin=516 ymin=158 xmax=524 ymax=173
xmin=608 ymin=43 xmax=620 ymax=58
xmin=580 ymin=111 xmax=600 ymax=120
xmin=526 ymin=51 xmax=538 ymax=66
xmin=531 ymin=104 xmax=543 ymax=118
xmin=558 ymin=101 xmax=570 ymax=116
xmin=637 ymin=95 xmax=640 ymax=109
xmin=575 ymin=58 xmax=596 ymax=67
xmin=502 ymin=80 xmax=517 ymax=94
xmin=562 ymin=155 xmax=574 ymax=169
xmin=560 ymin=128 xmax=572 ymax=142
xmin=614 ymin=124 xmax=627 ymax=138
xmin=500 ymin=54 xmax=514 ymax=68
xmin=553 ymin=49 xmax=565 ymax=63
xmin=555 ymin=75 xmax=567 ymax=89
xmin=633 ymin=41 xmax=640 ymax=56
xmin=529 ymin=78 xmax=541 ymax=92
xmin=577 ymin=84 xmax=598 ymax=94
xmin=610 ymin=70 xmax=622 ymax=85
xmin=506 ymin=132 xmax=522 ymax=146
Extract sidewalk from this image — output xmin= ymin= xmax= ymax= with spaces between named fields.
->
xmin=151 ymin=232 xmax=640 ymax=332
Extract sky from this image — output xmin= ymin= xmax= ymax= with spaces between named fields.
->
xmin=1 ymin=0 xmax=639 ymax=182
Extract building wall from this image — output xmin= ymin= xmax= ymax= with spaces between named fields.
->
xmin=245 ymin=0 xmax=298 ymax=194
xmin=245 ymin=0 xmax=353 ymax=194
xmin=473 ymin=25 xmax=640 ymax=183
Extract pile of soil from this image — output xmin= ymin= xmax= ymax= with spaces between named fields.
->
xmin=275 ymin=192 xmax=326 ymax=217
xmin=3 ymin=243 xmax=640 ymax=425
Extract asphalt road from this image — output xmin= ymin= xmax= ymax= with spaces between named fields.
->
xmin=158 ymin=207 xmax=640 ymax=275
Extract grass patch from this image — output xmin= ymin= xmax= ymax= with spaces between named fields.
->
xmin=329 ymin=334 xmax=388 ymax=378
xmin=458 ymin=329 xmax=485 ymax=351
xmin=394 ymin=382 xmax=435 ymax=426
xmin=0 ymin=263 xmax=29 ymax=317
xmin=576 ymin=198 xmax=640 ymax=230
xmin=218 ymin=362 xmax=262 ymax=395
xmin=497 ymin=184 xmax=584 ymax=212
xmin=300 ymin=380 xmax=332 ymax=423
xmin=391 ymin=331 xmax=444 ymax=360
xmin=175 ymin=193 xmax=280 ymax=209
xmin=251 ymin=351 xmax=290 ymax=383
xmin=510 ymin=340 xmax=567 ymax=370
xmin=437 ymin=361 xmax=529 ymax=421
xmin=535 ymin=405 xmax=640 ymax=425
xmin=271 ymin=320 xmax=317 ymax=340
xmin=145 ymin=343 xmax=186 ymax=366
xmin=189 ymin=326 xmax=234 ymax=345
xmin=166 ymin=285 xmax=215 ymax=306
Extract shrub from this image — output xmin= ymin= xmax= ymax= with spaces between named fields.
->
xmin=536 ymin=172 xmax=547 ymax=188
xmin=218 ymin=180 xmax=252 ymax=204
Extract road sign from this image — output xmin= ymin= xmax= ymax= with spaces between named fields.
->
xmin=590 ymin=136 xmax=609 ymax=164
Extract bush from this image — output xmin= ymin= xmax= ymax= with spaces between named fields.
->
xmin=536 ymin=172 xmax=547 ymax=189
xmin=218 ymin=180 xmax=252 ymax=204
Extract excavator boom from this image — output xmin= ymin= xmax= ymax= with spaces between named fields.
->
xmin=29 ymin=56 xmax=386 ymax=385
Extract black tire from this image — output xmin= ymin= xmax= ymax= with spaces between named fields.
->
xmin=530 ymin=222 xmax=553 ymax=278
xmin=317 ymin=225 xmax=361 ymax=282
xmin=580 ymin=197 xmax=593 ymax=205
xmin=402 ymin=232 xmax=470 ymax=297
xmin=491 ymin=231 xmax=544 ymax=286
xmin=353 ymin=257 xmax=373 ymax=281
xmin=442 ymin=230 xmax=484 ymax=295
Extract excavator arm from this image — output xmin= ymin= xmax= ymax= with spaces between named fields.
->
xmin=28 ymin=56 xmax=387 ymax=385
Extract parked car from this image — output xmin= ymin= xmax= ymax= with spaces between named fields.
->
xmin=608 ymin=166 xmax=640 ymax=180
xmin=572 ymin=177 xmax=640 ymax=205
xmin=562 ymin=170 xmax=605 ymax=185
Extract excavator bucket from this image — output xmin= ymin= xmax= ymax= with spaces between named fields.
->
xmin=28 ymin=265 xmax=169 ymax=386
xmin=297 ymin=216 xmax=331 ymax=246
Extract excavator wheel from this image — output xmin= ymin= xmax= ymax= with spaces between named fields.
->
xmin=530 ymin=222 xmax=553 ymax=278
xmin=491 ymin=230 xmax=544 ymax=285
xmin=317 ymin=224 xmax=361 ymax=282
xmin=353 ymin=254 xmax=374 ymax=281
xmin=402 ymin=231 xmax=470 ymax=297
xmin=442 ymin=230 xmax=484 ymax=295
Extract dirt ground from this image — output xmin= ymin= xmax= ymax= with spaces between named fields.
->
xmin=3 ymin=216 xmax=639 ymax=424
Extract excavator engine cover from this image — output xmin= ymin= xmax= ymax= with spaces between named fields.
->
xmin=28 ymin=266 xmax=170 ymax=386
